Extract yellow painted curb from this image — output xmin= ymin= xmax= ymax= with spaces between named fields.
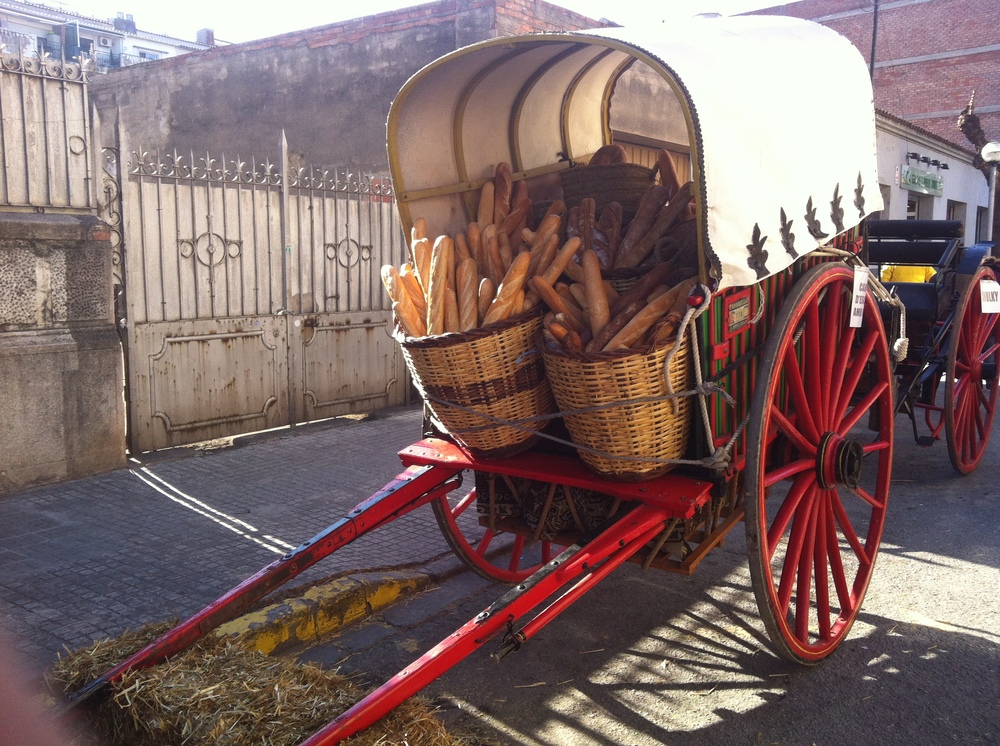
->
xmin=214 ymin=570 xmax=432 ymax=655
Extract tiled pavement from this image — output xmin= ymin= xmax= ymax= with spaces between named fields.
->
xmin=0 ymin=404 xmax=463 ymax=677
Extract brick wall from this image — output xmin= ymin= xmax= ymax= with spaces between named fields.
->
xmin=755 ymin=0 xmax=1000 ymax=150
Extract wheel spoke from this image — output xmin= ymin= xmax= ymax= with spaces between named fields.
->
xmin=770 ymin=404 xmax=818 ymax=456
xmin=766 ymin=472 xmax=815 ymax=551
xmin=830 ymin=490 xmax=872 ymax=568
xmin=764 ymin=456 xmax=816 ymax=487
xmin=777 ymin=483 xmax=815 ymax=614
xmin=825 ymin=496 xmax=852 ymax=615
xmin=814 ymin=489 xmax=832 ymax=641
xmin=978 ymin=340 xmax=1000 ymax=366
xmin=847 ymin=483 xmax=883 ymax=510
xmin=805 ymin=302 xmax=825 ymax=432
xmin=450 ymin=489 xmax=477 ymax=519
xmin=475 ymin=529 xmax=495 ymax=557
xmin=862 ymin=438 xmax=891 ymax=454
xmin=820 ymin=284 xmax=847 ymax=428
xmin=833 ymin=328 xmax=880 ymax=426
xmin=795 ymin=494 xmax=821 ymax=641
xmin=782 ymin=343 xmax=820 ymax=443
xmin=507 ymin=534 xmax=526 ymax=572
xmin=838 ymin=381 xmax=888 ymax=436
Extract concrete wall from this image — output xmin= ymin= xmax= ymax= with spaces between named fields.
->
xmin=89 ymin=0 xmax=609 ymax=173
xmin=0 ymin=214 xmax=125 ymax=494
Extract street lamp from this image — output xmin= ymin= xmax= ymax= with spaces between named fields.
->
xmin=983 ymin=141 xmax=1000 ymax=244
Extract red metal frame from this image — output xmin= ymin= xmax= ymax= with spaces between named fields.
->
xmin=67 ymin=463 xmax=463 ymax=708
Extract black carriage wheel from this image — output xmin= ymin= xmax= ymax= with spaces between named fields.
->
xmin=745 ymin=262 xmax=894 ymax=663
xmin=944 ymin=265 xmax=1000 ymax=475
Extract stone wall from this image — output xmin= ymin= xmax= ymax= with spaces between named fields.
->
xmin=0 ymin=213 xmax=125 ymax=494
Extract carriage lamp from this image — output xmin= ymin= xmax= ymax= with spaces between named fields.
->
xmin=983 ymin=141 xmax=1000 ymax=243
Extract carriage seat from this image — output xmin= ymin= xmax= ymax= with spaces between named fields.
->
xmin=866 ymin=220 xmax=963 ymax=324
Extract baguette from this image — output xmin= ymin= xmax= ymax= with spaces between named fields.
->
xmin=411 ymin=217 xmax=427 ymax=244
xmin=608 ymin=261 xmax=673 ymax=317
xmin=501 ymin=198 xmax=531 ymax=238
xmin=527 ymin=275 xmax=586 ymax=332
xmin=603 ymin=278 xmax=695 ymax=351
xmin=467 ymin=222 xmax=483 ymax=270
xmin=392 ymin=300 xmax=425 ymax=338
xmin=426 ymin=235 xmax=453 ymax=336
xmin=456 ymin=256 xmax=479 ymax=332
xmin=568 ymin=282 xmax=588 ymax=310
xmin=484 ymin=249 xmax=530 ymax=325
xmin=614 ymin=181 xmax=693 ymax=270
xmin=398 ymin=262 xmax=428 ymax=320
xmin=581 ymin=249 xmax=610 ymax=337
xmin=497 ymin=227 xmax=513 ymax=271
xmin=614 ymin=185 xmax=671 ymax=269
xmin=412 ymin=237 xmax=433 ymax=295
xmin=382 ymin=265 xmax=426 ymax=337
xmin=483 ymin=224 xmax=504 ymax=287
xmin=538 ymin=236 xmax=582 ymax=286
xmin=444 ymin=287 xmax=460 ymax=334
xmin=527 ymin=232 xmax=559 ymax=282
xmin=656 ymin=149 xmax=682 ymax=198
xmin=478 ymin=277 xmax=496 ymax=325
xmin=455 ymin=232 xmax=471 ymax=263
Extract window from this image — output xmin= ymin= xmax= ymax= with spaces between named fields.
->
xmin=946 ymin=200 xmax=967 ymax=236
xmin=976 ymin=206 xmax=990 ymax=242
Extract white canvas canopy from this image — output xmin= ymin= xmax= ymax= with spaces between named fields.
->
xmin=387 ymin=14 xmax=882 ymax=289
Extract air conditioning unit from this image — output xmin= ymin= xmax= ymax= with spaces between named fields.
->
xmin=98 ymin=36 xmax=112 ymax=47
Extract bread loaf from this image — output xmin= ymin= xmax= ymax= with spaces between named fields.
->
xmin=456 ymin=256 xmax=479 ymax=332
xmin=581 ymin=250 xmax=610 ymax=337
xmin=426 ymin=235 xmax=453 ymax=336
xmin=484 ymin=249 xmax=530 ymax=325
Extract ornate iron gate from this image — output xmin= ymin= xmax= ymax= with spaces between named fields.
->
xmin=99 ymin=123 xmax=409 ymax=453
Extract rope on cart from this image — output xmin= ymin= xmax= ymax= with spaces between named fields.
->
xmin=812 ymin=246 xmax=908 ymax=361
xmin=421 ymin=284 xmax=741 ymax=471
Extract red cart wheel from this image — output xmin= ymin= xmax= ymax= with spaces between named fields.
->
xmin=432 ymin=482 xmax=559 ymax=584
xmin=745 ymin=262 xmax=894 ymax=663
xmin=944 ymin=265 xmax=1000 ymax=474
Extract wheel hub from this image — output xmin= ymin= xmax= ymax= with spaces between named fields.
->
xmin=816 ymin=432 xmax=864 ymax=490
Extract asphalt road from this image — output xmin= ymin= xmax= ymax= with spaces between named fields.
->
xmin=296 ymin=418 xmax=1000 ymax=746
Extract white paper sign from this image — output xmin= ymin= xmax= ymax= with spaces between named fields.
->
xmin=850 ymin=266 xmax=869 ymax=328
xmin=980 ymin=279 xmax=1000 ymax=313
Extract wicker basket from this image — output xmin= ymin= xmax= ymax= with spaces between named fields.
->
xmin=400 ymin=311 xmax=554 ymax=458
xmin=541 ymin=331 xmax=693 ymax=481
xmin=559 ymin=162 xmax=655 ymax=225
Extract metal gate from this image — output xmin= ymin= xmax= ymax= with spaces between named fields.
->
xmin=99 ymin=124 xmax=410 ymax=453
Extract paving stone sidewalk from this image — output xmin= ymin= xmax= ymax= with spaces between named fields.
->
xmin=0 ymin=404 xmax=461 ymax=676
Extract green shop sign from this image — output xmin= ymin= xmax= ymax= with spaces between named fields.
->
xmin=901 ymin=165 xmax=943 ymax=196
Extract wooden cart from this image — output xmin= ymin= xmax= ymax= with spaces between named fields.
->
xmin=69 ymin=14 xmax=998 ymax=744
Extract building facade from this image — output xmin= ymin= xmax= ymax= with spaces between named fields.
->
xmin=756 ymin=0 xmax=999 ymax=152
xmin=88 ymin=0 xmax=611 ymax=172
xmin=0 ymin=0 xmax=212 ymax=72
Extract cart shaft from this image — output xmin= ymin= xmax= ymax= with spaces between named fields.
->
xmin=299 ymin=502 xmax=671 ymax=745
xmin=67 ymin=464 xmax=462 ymax=709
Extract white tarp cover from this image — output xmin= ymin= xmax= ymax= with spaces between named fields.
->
xmin=387 ymin=14 xmax=882 ymax=289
